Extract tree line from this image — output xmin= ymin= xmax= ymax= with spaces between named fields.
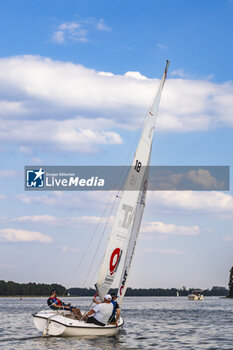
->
xmin=69 ymin=286 xmax=229 ymax=297
xmin=0 ymin=280 xmax=229 ymax=297
xmin=0 ymin=280 xmax=66 ymax=296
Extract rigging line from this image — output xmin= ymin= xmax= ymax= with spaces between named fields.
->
xmin=63 ymin=155 xmax=134 ymax=294
xmin=79 ymin=192 xmax=118 ymax=289
xmin=82 ymin=193 xmax=120 ymax=287
xmin=85 ymin=250 xmax=105 ymax=289
xmin=80 ymin=292 xmax=98 ymax=320
xmin=62 ymin=191 xmax=118 ymax=296
xmin=61 ymin=192 xmax=121 ymax=300
xmin=89 ymin=254 xmax=104 ymax=290
xmin=62 ymin=167 xmax=125 ymax=295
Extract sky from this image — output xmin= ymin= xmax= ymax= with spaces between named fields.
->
xmin=0 ymin=0 xmax=233 ymax=291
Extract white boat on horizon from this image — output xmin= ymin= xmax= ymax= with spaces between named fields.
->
xmin=188 ymin=290 xmax=204 ymax=301
xmin=33 ymin=60 xmax=169 ymax=337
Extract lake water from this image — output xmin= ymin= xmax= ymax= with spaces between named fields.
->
xmin=0 ymin=296 xmax=233 ymax=349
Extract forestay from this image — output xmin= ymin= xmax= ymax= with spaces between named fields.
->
xmin=95 ymin=61 xmax=169 ymax=302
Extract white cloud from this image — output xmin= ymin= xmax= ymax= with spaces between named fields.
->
xmin=147 ymin=191 xmax=233 ymax=216
xmin=52 ymin=18 xmax=111 ymax=44
xmin=18 ymin=146 xmax=32 ymax=154
xmin=52 ymin=21 xmax=88 ymax=43
xmin=146 ymin=248 xmax=184 ymax=255
xmin=186 ymin=169 xmax=223 ymax=190
xmin=60 ymin=245 xmax=80 ymax=253
xmin=30 ymin=157 xmax=43 ymax=164
xmin=223 ymin=236 xmax=233 ymax=242
xmin=0 ymin=169 xmax=19 ymax=178
xmin=171 ymin=69 xmax=190 ymax=78
xmin=149 ymin=168 xmax=225 ymax=191
xmin=142 ymin=221 xmax=200 ymax=236
xmin=0 ymin=118 xmax=122 ymax=152
xmin=12 ymin=214 xmax=114 ymax=227
xmin=0 ymin=264 xmax=17 ymax=269
xmin=0 ymin=228 xmax=52 ymax=243
xmin=52 ymin=30 xmax=65 ymax=44
xmin=16 ymin=191 xmax=115 ymax=210
xmin=16 ymin=191 xmax=233 ymax=218
xmin=0 ymin=100 xmax=27 ymax=116
xmin=0 ymin=195 xmax=7 ymax=200
xmin=13 ymin=215 xmax=57 ymax=224
xmin=60 ymin=22 xmax=81 ymax=31
xmin=125 ymin=71 xmax=148 ymax=80
xmin=96 ymin=19 xmax=111 ymax=31
xmin=157 ymin=43 xmax=168 ymax=50
xmin=0 ymin=55 xmax=152 ymax=115
xmin=0 ymin=56 xmax=233 ymax=152
xmin=98 ymin=71 xmax=114 ymax=77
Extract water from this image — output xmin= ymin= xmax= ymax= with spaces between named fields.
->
xmin=0 ymin=296 xmax=233 ymax=349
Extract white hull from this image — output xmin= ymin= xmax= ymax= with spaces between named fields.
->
xmin=33 ymin=310 xmax=124 ymax=336
xmin=188 ymin=294 xmax=204 ymax=301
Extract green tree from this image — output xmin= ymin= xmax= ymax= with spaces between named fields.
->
xmin=0 ymin=280 xmax=7 ymax=295
xmin=229 ymin=267 xmax=233 ymax=298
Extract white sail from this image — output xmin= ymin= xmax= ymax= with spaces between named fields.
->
xmin=117 ymin=61 xmax=169 ymax=304
xmin=95 ymin=61 xmax=169 ymax=302
xmin=95 ymin=185 xmax=141 ymax=301
xmin=117 ymin=168 xmax=148 ymax=304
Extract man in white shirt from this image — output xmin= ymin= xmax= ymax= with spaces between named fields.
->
xmin=83 ymin=294 xmax=113 ymax=326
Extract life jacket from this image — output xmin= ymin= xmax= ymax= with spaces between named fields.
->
xmin=47 ymin=296 xmax=62 ymax=307
xmin=110 ymin=300 xmax=118 ymax=317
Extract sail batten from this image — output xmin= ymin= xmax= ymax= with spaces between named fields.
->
xmin=95 ymin=61 xmax=169 ymax=302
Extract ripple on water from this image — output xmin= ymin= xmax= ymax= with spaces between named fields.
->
xmin=1 ymin=297 xmax=233 ymax=349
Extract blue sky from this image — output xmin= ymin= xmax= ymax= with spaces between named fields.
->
xmin=0 ymin=0 xmax=233 ymax=290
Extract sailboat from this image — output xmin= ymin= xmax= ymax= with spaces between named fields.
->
xmin=33 ymin=60 xmax=169 ymax=337
xmin=188 ymin=290 xmax=204 ymax=301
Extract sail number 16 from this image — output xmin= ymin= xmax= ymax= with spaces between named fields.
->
xmin=134 ymin=160 xmax=142 ymax=173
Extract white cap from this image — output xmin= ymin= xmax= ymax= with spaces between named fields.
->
xmin=104 ymin=294 xmax=112 ymax=301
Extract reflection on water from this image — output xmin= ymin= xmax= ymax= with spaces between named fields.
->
xmin=0 ymin=296 xmax=233 ymax=349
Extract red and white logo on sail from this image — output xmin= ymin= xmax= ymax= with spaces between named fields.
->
xmin=109 ymin=248 xmax=122 ymax=275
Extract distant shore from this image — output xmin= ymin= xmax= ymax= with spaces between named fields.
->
xmin=0 ymin=280 xmax=229 ymax=297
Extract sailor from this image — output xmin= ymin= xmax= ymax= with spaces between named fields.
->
xmin=109 ymin=292 xmax=120 ymax=325
xmin=83 ymin=294 xmax=113 ymax=326
xmin=93 ymin=292 xmax=120 ymax=325
xmin=47 ymin=290 xmax=82 ymax=319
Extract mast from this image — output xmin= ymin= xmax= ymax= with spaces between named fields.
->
xmin=95 ymin=61 xmax=169 ymax=302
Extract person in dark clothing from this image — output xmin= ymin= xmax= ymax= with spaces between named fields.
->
xmin=47 ymin=290 xmax=82 ymax=319
xmin=109 ymin=293 xmax=120 ymax=325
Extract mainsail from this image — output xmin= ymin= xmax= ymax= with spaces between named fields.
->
xmin=95 ymin=61 xmax=169 ymax=302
